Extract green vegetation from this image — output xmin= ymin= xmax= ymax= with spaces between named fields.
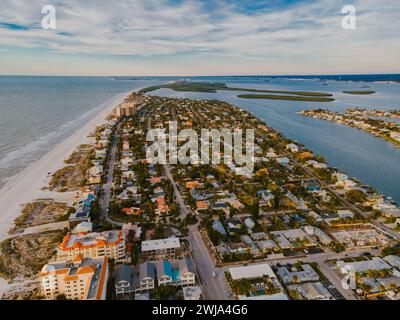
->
xmin=139 ymin=81 xmax=335 ymax=101
xmin=12 ymin=200 xmax=72 ymax=230
xmin=49 ymin=145 xmax=94 ymax=192
xmin=342 ymin=90 xmax=376 ymax=95
xmin=229 ymin=276 xmax=281 ymax=296
xmin=140 ymin=81 xmax=227 ymax=93
xmin=0 ymin=231 xmax=64 ymax=280
xmin=382 ymin=245 xmax=400 ymax=256
xmin=222 ymin=252 xmax=253 ymax=262
xmin=237 ymin=94 xmax=335 ymax=102
xmin=152 ymin=285 xmax=181 ymax=300
xmin=227 ymin=87 xmax=333 ymax=97
xmin=345 ymin=189 xmax=367 ymax=203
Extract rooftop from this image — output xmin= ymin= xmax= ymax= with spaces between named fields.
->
xmin=229 ymin=263 xmax=276 ymax=281
xmin=141 ymin=237 xmax=181 ymax=252
xmin=59 ymin=230 xmax=123 ymax=250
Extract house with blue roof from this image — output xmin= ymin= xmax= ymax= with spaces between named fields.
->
xmin=154 ymin=259 xmax=196 ymax=287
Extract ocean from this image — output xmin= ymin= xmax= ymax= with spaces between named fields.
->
xmin=0 ymin=76 xmax=167 ymax=189
xmin=0 ymin=75 xmax=400 ymax=204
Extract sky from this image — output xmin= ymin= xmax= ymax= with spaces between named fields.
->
xmin=0 ymin=0 xmax=399 ymax=76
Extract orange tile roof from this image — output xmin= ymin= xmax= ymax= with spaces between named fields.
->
xmin=59 ymin=231 xmax=124 ymax=251
xmin=121 ymin=207 xmax=143 ymax=215
xmin=196 ymin=201 xmax=208 ymax=210
xmin=186 ymin=181 xmax=199 ymax=189
xmin=64 ymin=275 xmax=79 ymax=281
xmin=150 ymin=177 xmax=162 ymax=184
xmin=77 ymin=265 xmax=96 ymax=275
xmin=40 ymin=268 xmax=70 ymax=277
xmin=121 ymin=208 xmax=133 ymax=214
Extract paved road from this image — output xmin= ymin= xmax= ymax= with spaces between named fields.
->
xmin=151 ymin=108 xmax=229 ymax=299
xmin=100 ymin=121 xmax=125 ymax=226
xmin=163 ymin=164 xmax=188 ymax=219
xmin=188 ymin=227 xmax=228 ymax=300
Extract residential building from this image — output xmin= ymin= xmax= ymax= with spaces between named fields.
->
xmin=57 ymin=230 xmax=128 ymax=263
xmin=115 ymin=264 xmax=134 ymax=297
xmin=40 ymin=256 xmax=108 ymax=300
xmin=154 ymin=259 xmax=196 ymax=287
xmin=276 ymin=264 xmax=320 ymax=284
xmin=229 ymin=263 xmax=276 ymax=281
xmin=136 ymin=262 xmax=156 ymax=292
xmin=116 ymin=104 xmax=137 ymax=117
xmin=337 ymin=257 xmax=392 ymax=274
xmin=295 ymin=282 xmax=334 ymax=300
xmin=141 ymin=237 xmax=181 ymax=259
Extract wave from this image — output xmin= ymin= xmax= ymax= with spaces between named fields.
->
xmin=0 ymin=93 xmax=120 ymax=173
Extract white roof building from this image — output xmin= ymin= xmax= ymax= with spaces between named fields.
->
xmin=238 ymin=292 xmax=288 ymax=300
xmin=277 ymin=264 xmax=320 ymax=284
xmin=141 ymin=237 xmax=181 ymax=252
xmin=337 ymin=210 xmax=355 ymax=219
xmin=295 ymin=282 xmax=333 ymax=300
xmin=383 ymin=255 xmax=400 ymax=269
xmin=229 ymin=263 xmax=276 ymax=280
xmin=337 ymin=257 xmax=392 ymax=274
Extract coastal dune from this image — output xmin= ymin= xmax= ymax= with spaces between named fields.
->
xmin=0 ymin=91 xmax=130 ymax=242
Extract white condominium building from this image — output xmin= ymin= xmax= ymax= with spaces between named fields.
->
xmin=57 ymin=230 xmax=128 ymax=263
xmin=40 ymin=255 xmax=109 ymax=300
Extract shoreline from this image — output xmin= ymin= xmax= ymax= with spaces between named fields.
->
xmin=298 ymin=110 xmax=400 ymax=149
xmin=0 ymin=90 xmax=131 ymax=243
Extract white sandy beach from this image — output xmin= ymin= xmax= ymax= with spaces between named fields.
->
xmin=0 ymin=90 xmax=132 ymax=295
xmin=0 ymin=91 xmax=130 ymax=243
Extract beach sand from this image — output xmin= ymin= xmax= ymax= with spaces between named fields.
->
xmin=0 ymin=91 xmax=132 ymax=295
xmin=0 ymin=91 xmax=130 ymax=242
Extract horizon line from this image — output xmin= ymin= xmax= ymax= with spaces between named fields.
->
xmin=1 ymin=72 xmax=400 ymax=78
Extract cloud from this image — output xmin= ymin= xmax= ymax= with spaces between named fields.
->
xmin=0 ymin=0 xmax=399 ymax=75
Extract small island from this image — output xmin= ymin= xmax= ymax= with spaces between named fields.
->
xmin=237 ymin=94 xmax=335 ymax=102
xmin=342 ymin=90 xmax=376 ymax=95
xmin=140 ymin=81 xmax=335 ymax=102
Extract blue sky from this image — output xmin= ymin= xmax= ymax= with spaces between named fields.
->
xmin=0 ymin=0 xmax=399 ymax=76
